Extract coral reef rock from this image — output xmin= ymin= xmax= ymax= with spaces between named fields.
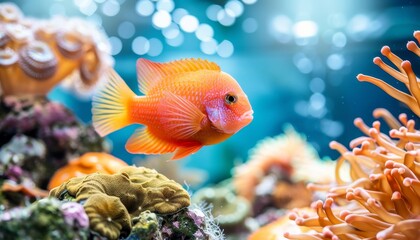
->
xmin=0 ymin=96 xmax=107 ymax=188
xmin=0 ymin=198 xmax=89 ymax=240
xmin=50 ymin=166 xmax=191 ymax=239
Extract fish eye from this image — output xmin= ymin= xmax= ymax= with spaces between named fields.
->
xmin=224 ymin=93 xmax=237 ymax=105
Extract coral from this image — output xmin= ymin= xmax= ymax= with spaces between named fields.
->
xmin=0 ymin=2 xmax=113 ymax=97
xmin=192 ymin=186 xmax=250 ymax=230
xmin=0 ymin=96 xmax=107 ymax=188
xmin=50 ymin=166 xmax=191 ymax=239
xmin=48 ymin=152 xmax=128 ymax=190
xmin=158 ymin=204 xmax=225 ymax=240
xmin=128 ymin=210 xmax=159 ymax=240
xmin=233 ymin=126 xmax=333 ymax=202
xmin=283 ymin=31 xmax=420 ymax=240
xmin=0 ymin=198 xmax=89 ymax=240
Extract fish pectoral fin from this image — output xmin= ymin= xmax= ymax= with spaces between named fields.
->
xmin=172 ymin=145 xmax=203 ymax=160
xmin=161 ymin=91 xmax=206 ymax=139
xmin=126 ymin=127 xmax=177 ymax=154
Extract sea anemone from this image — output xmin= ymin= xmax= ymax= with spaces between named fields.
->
xmin=233 ymin=126 xmax=333 ymax=202
xmin=283 ymin=31 xmax=420 ymax=240
xmin=0 ymin=3 xmax=112 ymax=96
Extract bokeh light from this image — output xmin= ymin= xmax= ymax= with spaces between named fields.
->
xmin=117 ymin=21 xmax=135 ymax=39
xmin=152 ymin=10 xmax=172 ymax=29
xmin=136 ymin=0 xmax=154 ymax=17
xmin=179 ymin=15 xmax=199 ymax=33
xmin=132 ymin=36 xmax=150 ymax=55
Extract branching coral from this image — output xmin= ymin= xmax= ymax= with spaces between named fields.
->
xmin=0 ymin=3 xmax=112 ymax=96
xmin=282 ymin=31 xmax=420 ymax=240
xmin=50 ymin=166 xmax=191 ymax=239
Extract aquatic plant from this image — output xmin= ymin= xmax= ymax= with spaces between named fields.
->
xmin=48 ymin=152 xmax=128 ymax=190
xmin=0 ymin=198 xmax=89 ymax=240
xmin=0 ymin=96 xmax=107 ymax=188
xmin=0 ymin=2 xmax=112 ymax=96
xmin=50 ymin=166 xmax=191 ymax=239
xmin=282 ymin=31 xmax=420 ymax=239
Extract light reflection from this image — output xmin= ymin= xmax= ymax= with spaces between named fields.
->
xmin=270 ymin=15 xmax=292 ymax=43
xmin=148 ymin=38 xmax=163 ymax=56
xmin=292 ymin=20 xmax=318 ymax=38
xmin=326 ymin=54 xmax=345 ymax=70
xmin=101 ymin=0 xmax=120 ymax=16
xmin=242 ymin=0 xmax=258 ymax=5
xmin=309 ymin=78 xmax=325 ymax=93
xmin=162 ymin=23 xmax=180 ymax=39
xmin=118 ymin=21 xmax=135 ymax=39
xmin=172 ymin=8 xmax=188 ymax=24
xmin=156 ymin=0 xmax=174 ymax=13
xmin=136 ymin=0 xmax=154 ymax=17
xmin=321 ymin=119 xmax=344 ymax=138
xmin=166 ymin=32 xmax=184 ymax=47
xmin=109 ymin=36 xmax=122 ymax=55
xmin=179 ymin=15 xmax=199 ymax=33
xmin=200 ymin=38 xmax=218 ymax=55
xmin=217 ymin=40 xmax=234 ymax=58
xmin=195 ymin=24 xmax=214 ymax=41
xmin=132 ymin=36 xmax=150 ymax=55
xmin=206 ymin=4 xmax=222 ymax=21
xmin=217 ymin=9 xmax=235 ymax=26
xmin=225 ymin=0 xmax=244 ymax=18
xmin=332 ymin=32 xmax=347 ymax=48
xmin=152 ymin=10 xmax=172 ymax=29
xmin=242 ymin=18 xmax=258 ymax=33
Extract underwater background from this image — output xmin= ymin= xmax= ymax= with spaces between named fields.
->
xmin=11 ymin=0 xmax=420 ymax=185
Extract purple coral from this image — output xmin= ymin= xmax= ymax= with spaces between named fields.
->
xmin=60 ymin=202 xmax=89 ymax=229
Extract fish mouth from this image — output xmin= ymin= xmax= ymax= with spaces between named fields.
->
xmin=240 ymin=110 xmax=254 ymax=122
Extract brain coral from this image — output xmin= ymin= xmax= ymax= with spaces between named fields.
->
xmin=50 ymin=166 xmax=191 ymax=239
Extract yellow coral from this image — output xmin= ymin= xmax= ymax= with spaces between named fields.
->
xmin=50 ymin=166 xmax=190 ymax=239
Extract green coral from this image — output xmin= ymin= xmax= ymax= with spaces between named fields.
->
xmin=0 ymin=198 xmax=89 ymax=240
xmin=129 ymin=210 xmax=159 ymax=240
xmin=50 ymin=166 xmax=191 ymax=240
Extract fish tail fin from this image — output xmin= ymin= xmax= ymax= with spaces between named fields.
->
xmin=92 ymin=69 xmax=136 ymax=137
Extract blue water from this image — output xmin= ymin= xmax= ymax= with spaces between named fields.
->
xmin=11 ymin=0 xmax=419 ymax=184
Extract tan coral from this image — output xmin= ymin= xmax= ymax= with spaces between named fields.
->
xmin=47 ymin=152 xmax=128 ymax=190
xmin=50 ymin=166 xmax=190 ymax=239
xmin=282 ymin=31 xmax=420 ymax=240
xmin=0 ymin=3 xmax=112 ymax=97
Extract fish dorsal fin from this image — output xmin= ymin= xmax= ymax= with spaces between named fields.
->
xmin=136 ymin=58 xmax=221 ymax=94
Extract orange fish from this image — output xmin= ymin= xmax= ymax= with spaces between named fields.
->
xmin=92 ymin=58 xmax=253 ymax=160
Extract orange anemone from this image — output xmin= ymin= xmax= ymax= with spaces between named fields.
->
xmin=47 ymin=152 xmax=128 ymax=190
